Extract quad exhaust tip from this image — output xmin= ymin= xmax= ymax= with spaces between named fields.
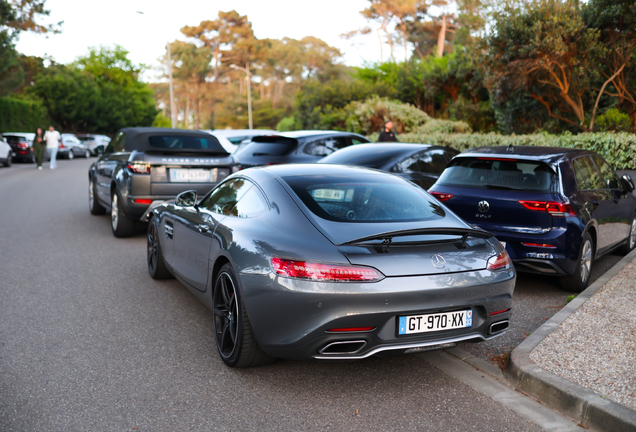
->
xmin=489 ymin=320 xmax=509 ymax=334
xmin=319 ymin=340 xmax=367 ymax=355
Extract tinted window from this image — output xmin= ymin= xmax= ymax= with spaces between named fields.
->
xmin=200 ymin=178 xmax=253 ymax=216
xmin=282 ymin=174 xmax=446 ymax=223
xmin=574 ymin=156 xmax=604 ymax=190
xmin=573 ymin=161 xmax=588 ymax=190
xmin=148 ymin=135 xmax=223 ymax=151
xmin=352 ymin=137 xmax=368 ymax=145
xmin=436 ymin=157 xmax=558 ymax=192
xmin=303 ymin=137 xmax=350 ymax=157
xmin=105 ymin=132 xmax=125 ymax=153
xmin=235 ymin=141 xmax=296 ymax=157
xmin=592 ymin=156 xmax=620 ymax=189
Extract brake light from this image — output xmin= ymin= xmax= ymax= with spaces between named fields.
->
xmin=430 ymin=191 xmax=453 ymax=202
xmin=59 ymin=143 xmax=65 ymax=149
xmin=134 ymin=199 xmax=153 ymax=205
xmin=127 ymin=163 xmax=151 ymax=174
xmin=521 ymin=242 xmax=556 ymax=248
xmin=489 ymin=308 xmax=510 ymax=316
xmin=487 ymin=251 xmax=511 ymax=271
xmin=518 ymin=200 xmax=575 ymax=217
xmin=17 ymin=142 xmax=28 ymax=149
xmin=271 ymin=258 xmax=383 ymax=282
xmin=327 ymin=327 xmax=375 ymax=332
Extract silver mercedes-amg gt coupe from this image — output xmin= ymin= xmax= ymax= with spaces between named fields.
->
xmin=146 ymin=164 xmax=516 ymax=367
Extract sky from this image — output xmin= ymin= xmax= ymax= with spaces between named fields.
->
xmin=15 ymin=0 xmax=395 ymax=80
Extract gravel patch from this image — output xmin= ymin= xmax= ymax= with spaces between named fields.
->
xmin=530 ymin=258 xmax=636 ymax=411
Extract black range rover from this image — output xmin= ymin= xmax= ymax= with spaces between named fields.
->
xmin=88 ymin=127 xmax=236 ymax=237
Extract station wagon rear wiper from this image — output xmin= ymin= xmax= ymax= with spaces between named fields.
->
xmin=485 ymin=183 xmax=523 ymax=191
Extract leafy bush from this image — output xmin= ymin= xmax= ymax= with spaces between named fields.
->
xmin=276 ymin=116 xmax=296 ymax=132
xmin=396 ymin=131 xmax=636 ymax=169
xmin=595 ymin=109 xmax=632 ymax=132
xmin=0 ymin=97 xmax=48 ymax=132
xmin=152 ymin=112 xmax=172 ymax=128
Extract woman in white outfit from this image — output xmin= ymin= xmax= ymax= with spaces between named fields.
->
xmin=43 ymin=125 xmax=61 ymax=169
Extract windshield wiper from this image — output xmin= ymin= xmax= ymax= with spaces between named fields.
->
xmin=485 ymin=183 xmax=523 ymax=191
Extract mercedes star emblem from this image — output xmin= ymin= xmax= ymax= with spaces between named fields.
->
xmin=478 ymin=200 xmax=490 ymax=213
xmin=431 ymin=254 xmax=446 ymax=269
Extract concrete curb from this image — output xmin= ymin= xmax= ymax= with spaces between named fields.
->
xmin=506 ymin=248 xmax=636 ymax=432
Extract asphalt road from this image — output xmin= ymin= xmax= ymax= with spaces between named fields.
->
xmin=0 ymin=158 xmax=614 ymax=431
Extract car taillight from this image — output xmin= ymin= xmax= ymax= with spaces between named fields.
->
xmin=430 ymin=191 xmax=453 ymax=202
xmin=271 ymin=258 xmax=383 ymax=282
xmin=59 ymin=143 xmax=65 ymax=149
xmin=127 ymin=163 xmax=151 ymax=174
xmin=487 ymin=251 xmax=511 ymax=271
xmin=231 ymin=165 xmax=242 ymax=173
xmin=518 ymin=200 xmax=575 ymax=217
xmin=134 ymin=199 xmax=153 ymax=205
xmin=489 ymin=308 xmax=511 ymax=316
xmin=18 ymin=142 xmax=28 ymax=148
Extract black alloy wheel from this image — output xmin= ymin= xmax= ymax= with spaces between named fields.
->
xmin=559 ymin=232 xmax=594 ymax=292
xmin=213 ymin=263 xmax=275 ymax=368
xmin=147 ymin=217 xmax=172 ymax=279
xmin=88 ymin=177 xmax=106 ymax=215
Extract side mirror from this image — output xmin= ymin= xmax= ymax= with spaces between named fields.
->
xmin=175 ymin=190 xmax=198 ymax=207
xmin=621 ymin=174 xmax=635 ymax=193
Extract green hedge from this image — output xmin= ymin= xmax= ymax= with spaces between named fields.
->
xmin=0 ymin=97 xmax=49 ymax=133
xmin=397 ymin=131 xmax=636 ymax=170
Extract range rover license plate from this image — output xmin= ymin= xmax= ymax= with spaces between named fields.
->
xmin=170 ymin=169 xmax=210 ymax=182
xmin=398 ymin=310 xmax=472 ymax=335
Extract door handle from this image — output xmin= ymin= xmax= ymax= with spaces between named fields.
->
xmin=197 ymin=224 xmax=210 ymax=233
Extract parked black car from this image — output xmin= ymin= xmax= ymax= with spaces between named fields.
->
xmin=318 ymin=143 xmax=459 ymax=190
xmin=428 ymin=146 xmax=636 ymax=291
xmin=88 ymin=127 xmax=236 ymax=237
xmin=2 ymin=132 xmax=36 ymax=163
xmin=233 ymin=131 xmax=370 ymax=168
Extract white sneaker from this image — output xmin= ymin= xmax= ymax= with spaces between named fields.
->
xmin=38 ymin=166 xmax=42 ymax=170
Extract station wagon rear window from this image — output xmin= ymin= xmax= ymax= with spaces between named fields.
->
xmin=436 ymin=158 xmax=558 ymax=193
xmin=283 ymin=174 xmax=446 ymax=223
xmin=148 ymin=135 xmax=225 ymax=152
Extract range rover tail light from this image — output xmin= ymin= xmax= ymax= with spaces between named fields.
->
xmin=518 ymin=200 xmax=575 ymax=217
xmin=127 ymin=163 xmax=151 ymax=174
xmin=271 ymin=258 xmax=383 ymax=282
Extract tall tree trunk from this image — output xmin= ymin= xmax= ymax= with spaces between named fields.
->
xmin=195 ymin=96 xmax=201 ymax=129
xmin=436 ymin=14 xmax=446 ymax=58
xmin=376 ymin=27 xmax=384 ymax=63
xmin=184 ymin=96 xmax=191 ymax=129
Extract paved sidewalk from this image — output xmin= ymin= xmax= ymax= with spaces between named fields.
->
xmin=507 ymin=249 xmax=636 ymax=431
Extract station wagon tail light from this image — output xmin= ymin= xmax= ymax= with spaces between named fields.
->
xmin=521 ymin=242 xmax=556 ymax=248
xmin=487 ymin=251 xmax=511 ymax=271
xmin=430 ymin=191 xmax=453 ymax=202
xmin=518 ymin=200 xmax=575 ymax=217
xmin=127 ymin=163 xmax=151 ymax=174
xmin=271 ymin=258 xmax=383 ymax=282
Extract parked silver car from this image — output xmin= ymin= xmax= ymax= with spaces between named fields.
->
xmin=77 ymin=134 xmax=111 ymax=156
xmin=59 ymin=134 xmax=90 ymax=159
xmin=146 ymin=164 xmax=516 ymax=367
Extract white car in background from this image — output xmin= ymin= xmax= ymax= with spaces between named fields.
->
xmin=202 ymin=129 xmax=277 ymax=153
xmin=0 ymin=136 xmax=12 ymax=167
xmin=77 ymin=134 xmax=111 ymax=156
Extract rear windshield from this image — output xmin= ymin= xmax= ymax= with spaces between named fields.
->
xmin=436 ymin=157 xmax=558 ymax=193
xmin=5 ymin=135 xmax=30 ymax=144
xmin=77 ymin=136 xmax=94 ymax=142
xmin=235 ymin=141 xmax=296 ymax=157
xmin=282 ymin=174 xmax=446 ymax=223
xmin=148 ymin=135 xmax=225 ymax=152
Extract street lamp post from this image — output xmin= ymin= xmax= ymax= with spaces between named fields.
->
xmin=230 ymin=63 xmax=253 ymax=129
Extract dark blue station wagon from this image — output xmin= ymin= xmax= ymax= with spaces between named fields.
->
xmin=428 ymin=146 xmax=636 ymax=292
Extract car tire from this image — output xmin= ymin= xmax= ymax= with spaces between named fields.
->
xmin=110 ymin=191 xmax=135 ymax=237
xmin=84 ymin=149 xmax=90 ymax=158
xmin=617 ymin=215 xmax=636 ymax=255
xmin=88 ymin=178 xmax=106 ymax=215
xmin=559 ymin=232 xmax=594 ymax=292
xmin=147 ymin=217 xmax=172 ymax=279
xmin=3 ymin=154 xmax=11 ymax=167
xmin=68 ymin=150 xmax=74 ymax=160
xmin=213 ymin=263 xmax=275 ymax=368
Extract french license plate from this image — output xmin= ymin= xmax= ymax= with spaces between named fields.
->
xmin=170 ymin=169 xmax=210 ymax=182
xmin=398 ymin=310 xmax=472 ymax=335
